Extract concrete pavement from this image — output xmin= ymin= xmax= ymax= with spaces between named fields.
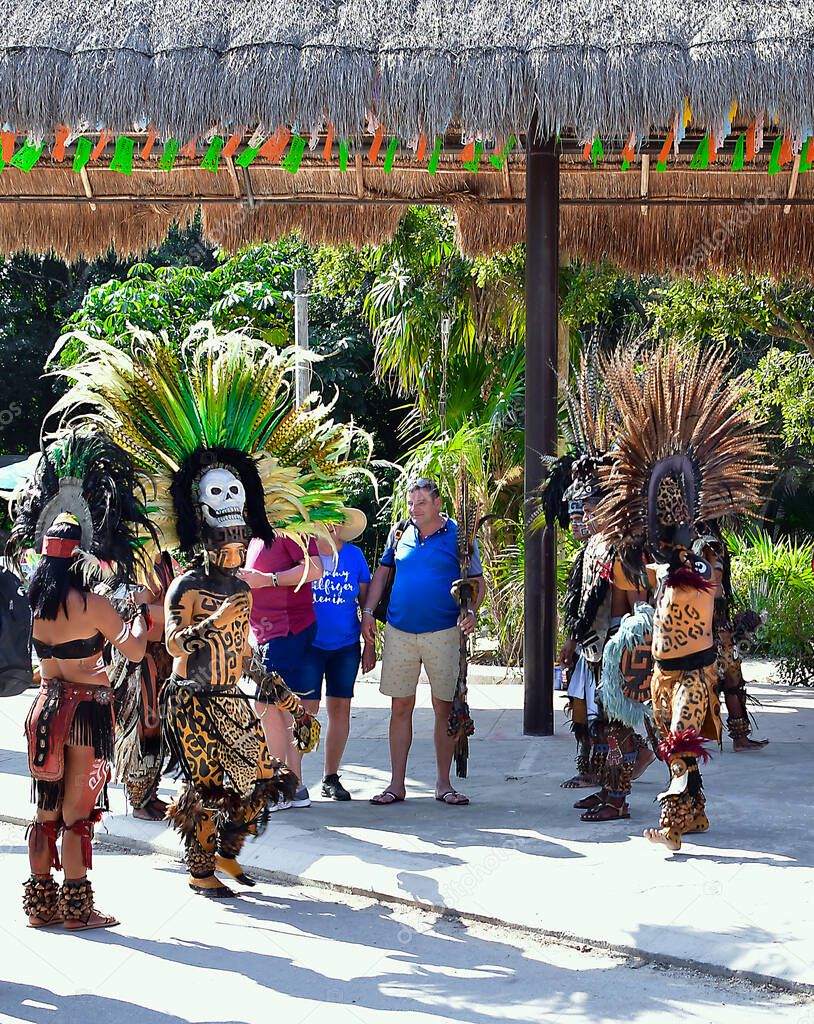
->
xmin=0 ymin=822 xmax=811 ymax=1024
xmin=1 ymin=663 xmax=812 ymax=991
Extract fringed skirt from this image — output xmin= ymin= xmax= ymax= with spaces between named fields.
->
xmin=25 ymin=680 xmax=115 ymax=811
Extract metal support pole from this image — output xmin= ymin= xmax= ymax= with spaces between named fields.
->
xmin=294 ymin=267 xmax=311 ymax=407
xmin=523 ymin=126 xmax=559 ymax=736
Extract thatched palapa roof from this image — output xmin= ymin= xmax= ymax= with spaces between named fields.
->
xmin=2 ymin=1 xmax=814 ymax=272
xmin=4 ymin=1 xmax=812 ymax=141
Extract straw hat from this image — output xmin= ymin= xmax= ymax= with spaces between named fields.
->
xmin=335 ymin=507 xmax=367 ymax=542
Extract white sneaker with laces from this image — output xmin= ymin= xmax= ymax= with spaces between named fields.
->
xmin=291 ymin=786 xmax=311 ymax=808
xmin=269 ymin=797 xmax=293 ymax=813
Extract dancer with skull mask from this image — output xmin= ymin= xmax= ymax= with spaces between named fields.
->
xmin=8 ymin=431 xmax=156 ymax=929
xmin=596 ymin=342 xmax=770 ymax=850
xmin=51 ymin=326 xmax=370 ymax=895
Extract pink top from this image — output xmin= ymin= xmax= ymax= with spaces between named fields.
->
xmin=246 ymin=535 xmax=319 ymax=644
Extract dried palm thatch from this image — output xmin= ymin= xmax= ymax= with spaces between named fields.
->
xmin=1 ymin=1 xmax=812 ymax=144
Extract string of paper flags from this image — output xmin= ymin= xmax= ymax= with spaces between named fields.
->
xmin=0 ymin=102 xmax=809 ymax=177
xmin=0 ymin=123 xmax=519 ymax=176
xmin=582 ymin=103 xmax=814 ymax=176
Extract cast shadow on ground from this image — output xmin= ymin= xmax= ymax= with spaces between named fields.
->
xmin=0 ymin=981 xmax=243 ymax=1024
xmin=64 ymin=875 xmax=786 ymax=1024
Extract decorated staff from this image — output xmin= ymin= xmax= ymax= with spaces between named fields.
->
xmin=447 ymin=467 xmax=480 ymax=778
xmin=50 ymin=325 xmax=369 ymax=895
xmin=596 ymin=341 xmax=771 ymax=851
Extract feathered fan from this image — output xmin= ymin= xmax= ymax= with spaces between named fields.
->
xmin=594 ymin=340 xmax=772 ymax=553
xmin=7 ymin=430 xmax=157 ymax=587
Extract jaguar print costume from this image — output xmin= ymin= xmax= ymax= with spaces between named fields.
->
xmin=593 ymin=341 xmax=770 ymax=852
xmin=163 ymin=552 xmax=296 ymax=897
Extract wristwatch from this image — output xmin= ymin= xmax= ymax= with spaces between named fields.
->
xmin=271 ymin=572 xmax=279 ymax=588
xmin=361 ymin=607 xmax=374 ymax=617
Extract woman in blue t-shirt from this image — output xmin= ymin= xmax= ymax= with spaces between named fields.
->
xmin=300 ymin=509 xmax=374 ymax=800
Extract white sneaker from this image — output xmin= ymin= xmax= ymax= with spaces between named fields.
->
xmin=269 ymin=797 xmax=293 ymax=813
xmin=291 ymin=786 xmax=311 ymax=808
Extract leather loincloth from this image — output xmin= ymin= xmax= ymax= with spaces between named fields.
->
xmin=25 ymin=680 xmax=115 ymax=782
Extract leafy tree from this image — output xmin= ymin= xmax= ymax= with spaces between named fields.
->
xmin=0 ymin=218 xmax=218 ymax=457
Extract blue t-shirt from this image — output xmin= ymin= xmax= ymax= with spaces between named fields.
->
xmin=381 ymin=517 xmax=482 ymax=634
xmin=312 ymin=543 xmax=372 ymax=650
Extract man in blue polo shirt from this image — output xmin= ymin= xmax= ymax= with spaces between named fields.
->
xmin=362 ymin=478 xmax=485 ymax=806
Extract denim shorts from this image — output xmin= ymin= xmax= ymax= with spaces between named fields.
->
xmin=256 ymin=621 xmax=318 ymax=701
xmin=297 ymin=641 xmax=361 ymax=701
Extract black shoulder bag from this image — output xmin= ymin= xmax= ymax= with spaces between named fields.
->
xmin=372 ymin=519 xmax=410 ymax=623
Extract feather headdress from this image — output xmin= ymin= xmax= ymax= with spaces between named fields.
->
xmin=529 ymin=355 xmax=619 ymax=532
xmin=6 ymin=430 xmax=157 ymax=587
xmin=48 ymin=324 xmax=372 ymax=555
xmin=594 ymin=340 xmax=772 ymax=554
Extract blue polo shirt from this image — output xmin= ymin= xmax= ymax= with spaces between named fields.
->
xmin=380 ymin=516 xmax=482 ymax=634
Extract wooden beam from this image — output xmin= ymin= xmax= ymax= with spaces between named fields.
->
xmin=640 ymin=154 xmax=650 ymax=215
xmin=79 ymin=167 xmax=96 ymax=212
xmin=502 ymin=158 xmax=513 ymax=199
xmin=241 ymin=165 xmax=255 ymax=209
xmin=1 ymin=193 xmax=812 ymax=208
xmin=355 ymin=154 xmax=365 ymax=198
xmin=225 ymin=156 xmax=242 ymax=202
xmin=784 ymin=153 xmax=802 ymax=215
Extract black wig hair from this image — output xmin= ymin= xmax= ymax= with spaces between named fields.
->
xmin=27 ymin=519 xmax=89 ymax=620
xmin=535 ymin=455 xmax=575 ymax=530
xmin=170 ymin=446 xmax=275 ymax=555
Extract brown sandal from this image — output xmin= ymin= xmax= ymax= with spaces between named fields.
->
xmin=573 ymin=791 xmax=605 ymax=810
xmin=580 ymin=801 xmax=630 ymax=822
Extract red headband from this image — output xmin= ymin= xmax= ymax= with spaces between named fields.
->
xmin=41 ymin=537 xmax=80 ymax=559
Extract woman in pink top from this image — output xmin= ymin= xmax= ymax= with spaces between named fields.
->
xmin=238 ymin=535 xmax=322 ymax=808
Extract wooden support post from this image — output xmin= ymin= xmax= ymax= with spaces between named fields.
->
xmin=294 ymin=268 xmax=311 ymax=406
xmin=524 ymin=124 xmax=558 ymax=737
xmin=640 ymin=154 xmax=650 ymax=215
xmin=784 ymin=153 xmax=801 ymax=214
xmin=225 ymin=156 xmax=242 ymax=202
xmin=355 ymin=154 xmax=365 ymax=198
xmin=241 ymin=166 xmax=256 ymax=210
xmin=79 ymin=168 xmax=96 ymax=212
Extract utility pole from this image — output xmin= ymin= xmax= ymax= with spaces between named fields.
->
xmin=294 ymin=268 xmax=310 ymax=406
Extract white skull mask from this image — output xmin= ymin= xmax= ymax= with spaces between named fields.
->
xmin=198 ymin=467 xmax=247 ymax=529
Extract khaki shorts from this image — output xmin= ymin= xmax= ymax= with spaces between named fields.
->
xmin=379 ymin=625 xmax=460 ymax=702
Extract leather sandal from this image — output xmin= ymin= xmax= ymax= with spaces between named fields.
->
xmin=580 ymin=801 xmax=630 ymax=822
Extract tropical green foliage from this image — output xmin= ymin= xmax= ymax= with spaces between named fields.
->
xmin=59 ymin=245 xmax=293 ymax=361
xmin=728 ymin=529 xmax=814 ymax=685
xmin=742 ymin=348 xmax=814 ymax=447
xmin=3 ymin=206 xmax=814 ymax=675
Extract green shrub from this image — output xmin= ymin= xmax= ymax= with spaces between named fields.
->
xmin=727 ymin=528 xmax=814 ymax=685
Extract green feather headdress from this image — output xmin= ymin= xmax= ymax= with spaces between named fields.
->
xmin=48 ymin=323 xmax=372 ymax=553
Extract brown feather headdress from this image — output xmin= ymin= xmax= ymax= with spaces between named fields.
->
xmin=530 ymin=354 xmax=620 ymax=532
xmin=594 ymin=341 xmax=772 ymax=554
